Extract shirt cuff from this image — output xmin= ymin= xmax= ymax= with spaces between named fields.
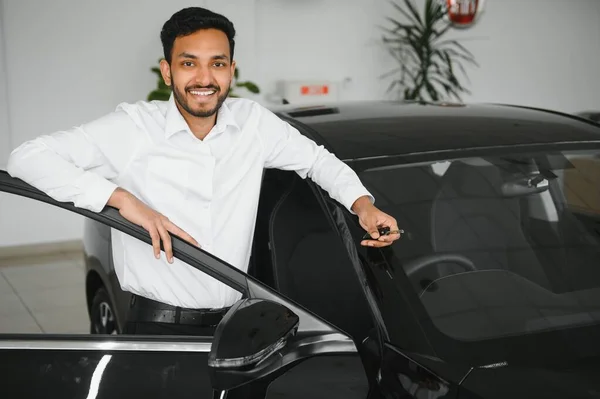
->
xmin=339 ymin=185 xmax=375 ymax=215
xmin=73 ymin=172 xmax=119 ymax=212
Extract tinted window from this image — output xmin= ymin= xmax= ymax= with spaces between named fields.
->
xmin=263 ymin=170 xmax=374 ymax=342
xmin=356 ymin=149 xmax=600 ymax=364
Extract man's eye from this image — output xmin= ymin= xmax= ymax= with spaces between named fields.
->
xmin=214 ymin=62 xmax=226 ymax=67
xmin=183 ymin=61 xmax=194 ymax=67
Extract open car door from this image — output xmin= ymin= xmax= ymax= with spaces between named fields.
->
xmin=0 ymin=170 xmax=359 ymax=398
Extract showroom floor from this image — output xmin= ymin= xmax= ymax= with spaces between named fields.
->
xmin=0 ymin=250 xmax=89 ymax=334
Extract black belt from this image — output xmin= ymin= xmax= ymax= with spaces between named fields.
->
xmin=127 ymin=295 xmax=230 ymax=327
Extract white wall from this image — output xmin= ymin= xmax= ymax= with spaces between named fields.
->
xmin=1 ymin=0 xmax=600 ymax=248
xmin=0 ymin=0 xmax=10 ymax=167
xmin=441 ymin=0 xmax=600 ymax=112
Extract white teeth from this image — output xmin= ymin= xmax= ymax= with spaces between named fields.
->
xmin=190 ymin=90 xmax=215 ymax=96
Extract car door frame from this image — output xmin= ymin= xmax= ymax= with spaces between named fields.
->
xmin=0 ymin=170 xmax=361 ymax=397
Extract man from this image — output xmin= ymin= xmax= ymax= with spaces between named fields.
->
xmin=7 ymin=7 xmax=400 ymax=335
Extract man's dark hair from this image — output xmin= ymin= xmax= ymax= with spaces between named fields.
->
xmin=160 ymin=7 xmax=236 ymax=64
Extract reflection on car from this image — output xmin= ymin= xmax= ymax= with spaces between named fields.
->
xmin=3 ymin=100 xmax=600 ymax=398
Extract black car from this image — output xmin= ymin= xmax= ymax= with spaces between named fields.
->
xmin=3 ymin=100 xmax=600 ymax=398
xmin=576 ymin=111 xmax=600 ymax=124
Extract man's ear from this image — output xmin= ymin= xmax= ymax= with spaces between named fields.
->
xmin=230 ymin=60 xmax=236 ymax=78
xmin=159 ymin=59 xmax=172 ymax=87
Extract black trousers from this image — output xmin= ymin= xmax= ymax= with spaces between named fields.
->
xmin=122 ymin=294 xmax=225 ymax=336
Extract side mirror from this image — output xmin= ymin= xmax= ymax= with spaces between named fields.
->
xmin=208 ymin=298 xmax=299 ymax=391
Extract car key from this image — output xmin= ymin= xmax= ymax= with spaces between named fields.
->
xmin=363 ymin=226 xmax=404 ymax=240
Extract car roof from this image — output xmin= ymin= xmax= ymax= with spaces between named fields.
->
xmin=274 ymin=101 xmax=600 ymax=161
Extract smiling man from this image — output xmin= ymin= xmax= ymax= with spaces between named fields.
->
xmin=7 ymin=7 xmax=400 ymax=335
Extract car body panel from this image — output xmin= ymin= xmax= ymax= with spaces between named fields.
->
xmin=0 ymin=346 xmax=372 ymax=399
xmin=576 ymin=111 xmax=600 ymax=124
xmin=461 ymin=362 xmax=600 ymax=399
xmin=275 ymin=101 xmax=600 ymax=160
xmin=0 ymin=346 xmax=212 ymax=399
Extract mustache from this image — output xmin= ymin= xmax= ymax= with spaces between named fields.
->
xmin=186 ymin=84 xmax=220 ymax=92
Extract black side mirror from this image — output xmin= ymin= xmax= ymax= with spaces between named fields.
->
xmin=208 ymin=298 xmax=299 ymax=391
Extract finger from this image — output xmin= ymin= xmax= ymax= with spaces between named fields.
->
xmin=361 ymin=239 xmax=393 ymax=247
xmin=365 ymin=223 xmax=380 ymax=240
xmin=157 ymin=223 xmax=173 ymax=263
xmin=376 ymin=219 xmax=398 ymax=232
xmin=148 ymin=228 xmax=161 ymax=259
xmin=165 ymin=221 xmax=199 ymax=247
xmin=376 ymin=219 xmax=400 ymax=241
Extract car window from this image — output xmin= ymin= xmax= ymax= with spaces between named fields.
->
xmin=258 ymin=169 xmax=374 ymax=342
xmin=356 ymin=148 xmax=600 ymax=365
xmin=0 ymin=192 xmax=92 ymax=334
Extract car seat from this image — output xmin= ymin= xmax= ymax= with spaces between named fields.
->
xmin=429 ymin=159 xmax=553 ymax=289
xmin=268 ymin=175 xmax=373 ymax=341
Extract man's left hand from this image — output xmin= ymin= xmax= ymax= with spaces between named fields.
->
xmin=352 ymin=196 xmax=401 ymax=247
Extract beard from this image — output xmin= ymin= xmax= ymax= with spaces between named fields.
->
xmin=172 ymin=82 xmax=230 ymax=118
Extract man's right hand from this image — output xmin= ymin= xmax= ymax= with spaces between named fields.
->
xmin=107 ymin=187 xmax=199 ymax=263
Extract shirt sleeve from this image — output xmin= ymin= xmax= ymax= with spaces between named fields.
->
xmin=257 ymin=107 xmax=374 ymax=214
xmin=6 ymin=107 xmax=140 ymax=212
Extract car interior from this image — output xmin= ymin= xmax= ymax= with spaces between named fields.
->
xmin=357 ymin=152 xmax=600 ymax=341
xmin=249 ymin=168 xmax=375 ymax=343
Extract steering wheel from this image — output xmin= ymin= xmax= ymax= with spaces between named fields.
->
xmin=403 ymin=253 xmax=476 ymax=278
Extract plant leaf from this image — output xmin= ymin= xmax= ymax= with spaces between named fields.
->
xmin=402 ymin=0 xmax=423 ymax=27
xmin=236 ymin=81 xmax=260 ymax=94
xmin=390 ymin=0 xmax=422 ymax=28
xmin=437 ymin=39 xmax=476 ymax=58
xmin=383 ymin=17 xmax=420 ymax=35
xmin=147 ymin=89 xmax=171 ymax=102
xmin=379 ymin=67 xmax=403 ymax=80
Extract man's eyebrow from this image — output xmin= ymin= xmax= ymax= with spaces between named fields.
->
xmin=177 ymin=52 xmax=198 ymax=59
xmin=175 ymin=52 xmax=230 ymax=61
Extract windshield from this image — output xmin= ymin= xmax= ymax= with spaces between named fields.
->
xmin=357 ymin=148 xmax=600 ymax=364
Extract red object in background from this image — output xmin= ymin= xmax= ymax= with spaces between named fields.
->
xmin=300 ymin=85 xmax=329 ymax=96
xmin=444 ymin=0 xmax=481 ymax=27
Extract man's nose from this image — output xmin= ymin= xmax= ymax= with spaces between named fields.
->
xmin=194 ymin=67 xmax=213 ymax=87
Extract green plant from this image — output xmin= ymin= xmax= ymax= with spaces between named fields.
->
xmin=147 ymin=59 xmax=261 ymax=101
xmin=147 ymin=62 xmax=171 ymax=101
xmin=380 ymin=0 xmax=477 ymax=102
xmin=230 ymin=67 xmax=260 ymax=98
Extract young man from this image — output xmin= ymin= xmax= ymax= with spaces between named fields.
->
xmin=7 ymin=7 xmax=400 ymax=335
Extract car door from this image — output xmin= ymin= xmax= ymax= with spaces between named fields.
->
xmin=0 ymin=170 xmax=366 ymax=399
xmin=0 ymin=170 xmax=217 ymax=399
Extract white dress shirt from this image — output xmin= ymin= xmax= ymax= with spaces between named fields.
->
xmin=7 ymin=95 xmax=373 ymax=309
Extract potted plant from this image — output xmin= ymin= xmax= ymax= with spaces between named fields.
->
xmin=147 ymin=59 xmax=260 ymax=101
xmin=380 ymin=0 xmax=478 ymax=102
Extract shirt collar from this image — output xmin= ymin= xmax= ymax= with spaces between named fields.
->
xmin=164 ymin=93 xmax=240 ymax=139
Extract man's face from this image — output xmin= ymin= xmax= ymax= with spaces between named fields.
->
xmin=160 ymin=28 xmax=235 ymax=118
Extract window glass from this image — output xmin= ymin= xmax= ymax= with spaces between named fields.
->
xmin=265 ymin=171 xmax=374 ymax=341
xmin=0 ymin=193 xmax=92 ymax=334
xmin=356 ymin=149 xmax=600 ymax=363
